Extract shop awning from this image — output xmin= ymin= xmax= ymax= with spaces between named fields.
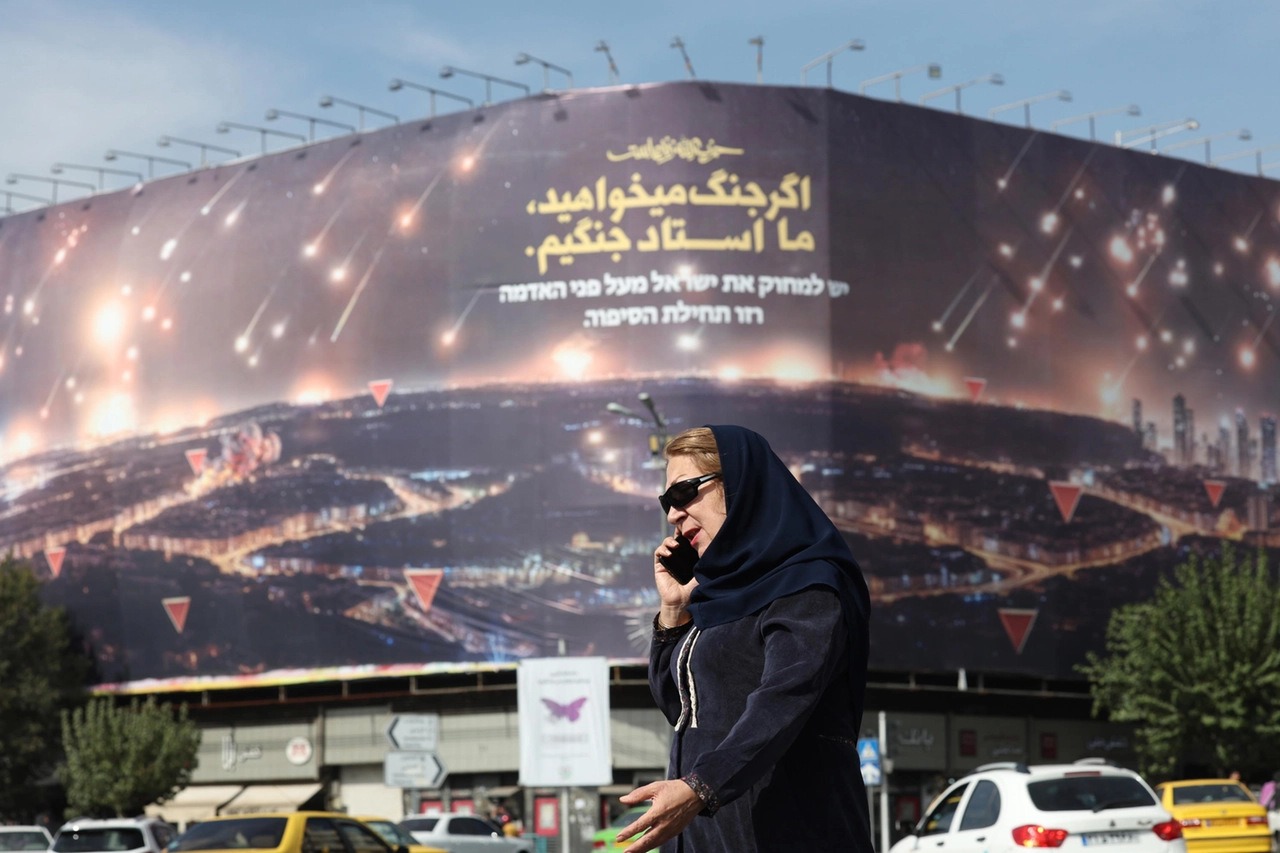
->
xmin=146 ymin=785 xmax=245 ymax=826
xmin=220 ymin=783 xmax=324 ymax=815
xmin=480 ymin=786 xmax=521 ymax=799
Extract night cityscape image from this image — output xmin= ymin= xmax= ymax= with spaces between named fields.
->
xmin=2 ymin=81 xmax=1279 ymax=692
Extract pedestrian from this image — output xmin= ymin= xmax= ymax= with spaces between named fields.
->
xmin=1230 ymin=770 xmax=1242 ymax=782
xmin=1260 ymin=772 xmax=1279 ymax=810
xmin=618 ymin=425 xmax=872 ymax=853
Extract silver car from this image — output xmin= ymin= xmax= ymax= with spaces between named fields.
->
xmin=399 ymin=815 xmax=531 ymax=853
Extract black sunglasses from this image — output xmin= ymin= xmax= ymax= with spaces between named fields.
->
xmin=660 ymin=473 xmax=720 ymax=513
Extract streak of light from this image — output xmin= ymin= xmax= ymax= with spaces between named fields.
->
xmin=995 ymin=132 xmax=1040 ymax=191
xmin=1125 ymin=249 xmax=1161 ymax=296
xmin=934 ymin=266 xmax=983 ymax=331
xmin=1249 ymin=308 xmax=1279 ymax=350
xmin=1021 ymin=227 xmax=1074 ymax=314
xmin=160 ymin=238 xmax=178 ymax=260
xmin=305 ymin=203 xmax=346 ymax=258
xmin=945 ymin=279 xmax=995 ymax=352
xmin=199 ymin=168 xmax=248 ymax=216
xmin=224 ymin=199 xmax=248 ymax=227
xmin=238 ymin=282 xmax=279 ymax=348
xmin=330 ymin=245 xmax=387 ymax=343
xmin=314 ymin=146 xmax=359 ymax=196
xmin=397 ymin=170 xmax=447 ymax=233
xmin=442 ymin=288 xmax=485 ymax=346
xmin=332 ymin=228 xmax=369 ymax=282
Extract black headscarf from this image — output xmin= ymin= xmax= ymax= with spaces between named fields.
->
xmin=685 ymin=425 xmax=869 ymax=669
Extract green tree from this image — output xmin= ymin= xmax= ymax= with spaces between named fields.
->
xmin=1079 ymin=545 xmax=1280 ymax=778
xmin=61 ymin=697 xmax=201 ymax=818
xmin=0 ymin=557 xmax=88 ymax=820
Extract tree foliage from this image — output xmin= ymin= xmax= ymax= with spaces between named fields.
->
xmin=1079 ymin=545 xmax=1280 ymax=778
xmin=0 ymin=557 xmax=87 ymax=820
xmin=61 ymin=697 xmax=201 ymax=818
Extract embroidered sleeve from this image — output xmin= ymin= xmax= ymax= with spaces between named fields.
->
xmin=683 ymin=771 xmax=721 ymax=815
xmin=652 ymin=612 xmax=693 ymax=644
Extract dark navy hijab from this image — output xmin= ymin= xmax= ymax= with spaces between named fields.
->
xmin=685 ymin=425 xmax=870 ymax=676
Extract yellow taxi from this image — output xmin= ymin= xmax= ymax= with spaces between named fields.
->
xmin=169 ymin=812 xmax=446 ymax=853
xmin=1153 ymin=780 xmax=1270 ymax=853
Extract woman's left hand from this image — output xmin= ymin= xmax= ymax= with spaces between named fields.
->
xmin=617 ymin=779 xmax=704 ymax=853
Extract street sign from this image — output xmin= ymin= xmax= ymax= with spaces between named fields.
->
xmin=858 ymin=738 xmax=882 ymax=787
xmin=385 ymin=713 xmax=440 ymax=751
xmin=384 ymin=750 xmax=447 ymax=789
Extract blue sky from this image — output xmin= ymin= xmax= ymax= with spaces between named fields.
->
xmin=0 ymin=0 xmax=1277 ymax=194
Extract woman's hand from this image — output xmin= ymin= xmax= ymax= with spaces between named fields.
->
xmin=617 ymin=779 xmax=704 ymax=853
xmin=654 ymin=536 xmax=697 ymax=628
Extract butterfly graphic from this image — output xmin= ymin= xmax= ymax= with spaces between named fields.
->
xmin=542 ymin=697 xmax=588 ymax=722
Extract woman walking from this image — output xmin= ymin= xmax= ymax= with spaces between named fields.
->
xmin=619 ymin=425 xmax=873 ymax=853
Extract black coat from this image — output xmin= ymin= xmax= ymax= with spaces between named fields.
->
xmin=650 ymin=587 xmax=872 ymax=853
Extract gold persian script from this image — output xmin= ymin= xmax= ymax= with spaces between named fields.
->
xmin=606 ymin=136 xmax=744 ymax=165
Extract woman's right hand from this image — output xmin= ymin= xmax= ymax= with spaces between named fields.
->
xmin=654 ymin=536 xmax=697 ymax=628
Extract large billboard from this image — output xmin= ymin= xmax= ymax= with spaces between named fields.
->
xmin=1 ymin=82 xmax=1276 ymax=691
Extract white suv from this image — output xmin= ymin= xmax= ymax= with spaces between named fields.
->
xmin=400 ymin=814 xmax=532 ymax=853
xmin=891 ymin=760 xmax=1184 ymax=853
xmin=50 ymin=818 xmax=174 ymax=853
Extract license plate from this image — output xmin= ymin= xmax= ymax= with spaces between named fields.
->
xmin=1204 ymin=819 xmax=1242 ymax=827
xmin=1082 ymin=832 xmax=1137 ymax=845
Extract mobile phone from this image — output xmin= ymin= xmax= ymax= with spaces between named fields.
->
xmin=659 ymin=534 xmax=699 ymax=585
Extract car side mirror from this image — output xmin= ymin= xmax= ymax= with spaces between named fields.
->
xmin=897 ymin=819 xmax=917 ymax=835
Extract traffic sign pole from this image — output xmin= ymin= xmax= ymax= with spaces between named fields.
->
xmin=880 ymin=711 xmax=890 ymax=853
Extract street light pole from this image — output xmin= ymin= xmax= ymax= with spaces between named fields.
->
xmin=319 ymin=95 xmax=399 ymax=131
xmin=595 ymin=40 xmax=621 ymax=85
xmin=670 ymin=37 xmax=696 ymax=80
xmin=801 ymin=38 xmax=866 ymax=87
xmin=264 ymin=108 xmax=356 ymax=143
xmin=1163 ymin=129 xmax=1251 ymax=164
xmin=104 ymin=149 xmax=192 ymax=179
xmin=1050 ymin=105 xmax=1141 ymax=141
xmin=919 ymin=73 xmax=1004 ymax=114
xmin=514 ymin=53 xmax=573 ymax=90
xmin=859 ymin=63 xmax=942 ymax=103
xmin=51 ymin=163 xmax=143 ymax=190
xmin=1116 ymin=119 xmax=1199 ymax=151
xmin=1212 ymin=142 xmax=1280 ymax=176
xmin=5 ymin=173 xmax=95 ymax=204
xmin=439 ymin=66 xmax=531 ymax=106
xmin=388 ymin=78 xmax=474 ymax=118
xmin=157 ymin=135 xmax=241 ymax=168
xmin=749 ymin=36 xmax=764 ymax=84
xmin=988 ymin=90 xmax=1072 ymax=128
xmin=216 ymin=121 xmax=307 ymax=155
xmin=3 ymin=189 xmax=55 ymax=214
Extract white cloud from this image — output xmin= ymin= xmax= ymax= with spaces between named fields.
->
xmin=0 ymin=3 xmax=294 ymax=184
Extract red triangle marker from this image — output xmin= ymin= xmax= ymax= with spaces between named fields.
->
xmin=998 ymin=608 xmax=1039 ymax=654
xmin=162 ymin=596 xmax=191 ymax=633
xmin=964 ymin=377 xmax=987 ymax=403
xmin=1049 ymin=481 xmax=1083 ymax=523
xmin=405 ymin=568 xmax=444 ymax=613
xmin=1203 ymin=480 xmax=1227 ymax=509
xmin=369 ymin=379 xmax=393 ymax=408
xmin=185 ymin=448 xmax=207 ymax=476
xmin=46 ymin=546 xmax=66 ymax=579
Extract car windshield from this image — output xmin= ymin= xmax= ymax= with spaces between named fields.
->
xmin=398 ymin=820 xmax=437 ymax=834
xmin=363 ymin=824 xmax=412 ymax=848
xmin=611 ymin=810 xmax=647 ymax=829
xmin=53 ymin=830 xmax=146 ymax=853
xmin=0 ymin=832 xmax=49 ymax=851
xmin=1028 ymin=776 xmax=1156 ymax=812
xmin=171 ymin=818 xmax=288 ymax=851
xmin=1172 ymin=784 xmax=1254 ymax=805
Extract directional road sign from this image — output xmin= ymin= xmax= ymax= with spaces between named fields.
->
xmin=385 ymin=714 xmax=440 ymax=752
xmin=858 ymin=737 xmax=882 ymax=787
xmin=384 ymin=750 xmax=447 ymax=789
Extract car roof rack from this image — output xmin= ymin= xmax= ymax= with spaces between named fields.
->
xmin=972 ymin=762 xmax=1031 ymax=774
